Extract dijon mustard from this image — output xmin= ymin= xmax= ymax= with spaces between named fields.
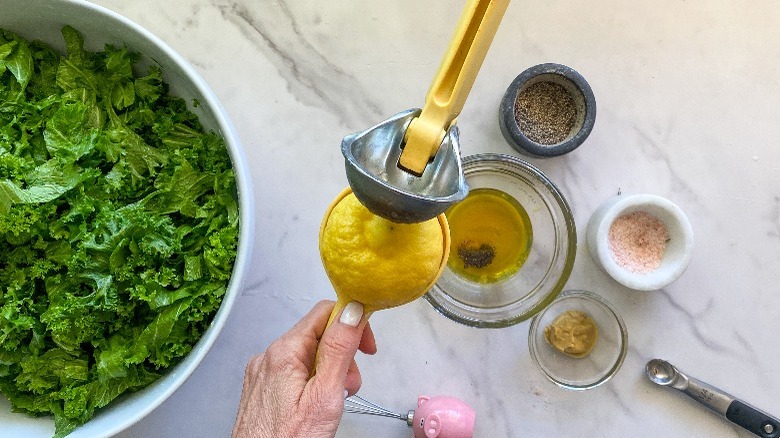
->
xmin=544 ymin=310 xmax=598 ymax=358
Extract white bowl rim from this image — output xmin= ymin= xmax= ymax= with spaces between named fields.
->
xmin=588 ymin=194 xmax=693 ymax=291
xmin=0 ymin=1 xmax=255 ymax=436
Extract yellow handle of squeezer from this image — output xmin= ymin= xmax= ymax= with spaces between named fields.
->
xmin=399 ymin=0 xmax=510 ymax=175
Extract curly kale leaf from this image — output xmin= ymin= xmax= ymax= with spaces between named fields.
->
xmin=0 ymin=26 xmax=238 ymax=437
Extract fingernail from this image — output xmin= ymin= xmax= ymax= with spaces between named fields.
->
xmin=344 ymin=389 xmax=349 ymax=399
xmin=339 ymin=301 xmax=363 ymax=327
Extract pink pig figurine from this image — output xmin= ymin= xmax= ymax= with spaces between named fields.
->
xmin=410 ymin=395 xmax=475 ymax=438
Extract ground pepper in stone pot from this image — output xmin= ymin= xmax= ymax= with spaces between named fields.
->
xmin=500 ymin=63 xmax=596 ymax=158
xmin=515 ymin=81 xmax=577 ymax=145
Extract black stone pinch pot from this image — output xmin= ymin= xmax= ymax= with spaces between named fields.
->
xmin=499 ymin=63 xmax=596 ymax=158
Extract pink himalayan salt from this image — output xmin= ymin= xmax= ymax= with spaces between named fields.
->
xmin=608 ymin=211 xmax=669 ymax=274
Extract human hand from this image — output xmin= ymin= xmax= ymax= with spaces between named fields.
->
xmin=232 ymin=300 xmax=376 ymax=438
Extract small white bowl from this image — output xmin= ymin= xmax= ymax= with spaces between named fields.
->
xmin=586 ymin=194 xmax=693 ymax=291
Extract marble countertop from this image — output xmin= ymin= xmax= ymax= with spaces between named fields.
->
xmin=83 ymin=0 xmax=780 ymax=436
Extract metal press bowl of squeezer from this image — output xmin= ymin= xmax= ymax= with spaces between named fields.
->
xmin=341 ymin=0 xmax=510 ymax=223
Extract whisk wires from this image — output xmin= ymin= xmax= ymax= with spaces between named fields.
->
xmin=344 ymin=395 xmax=406 ymax=421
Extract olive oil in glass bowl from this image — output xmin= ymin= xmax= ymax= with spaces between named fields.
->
xmin=425 ymin=154 xmax=576 ymax=328
xmin=446 ymin=187 xmax=533 ymax=284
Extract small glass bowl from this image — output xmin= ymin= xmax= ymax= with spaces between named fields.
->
xmin=424 ymin=153 xmax=577 ymax=328
xmin=528 ymin=290 xmax=628 ymax=390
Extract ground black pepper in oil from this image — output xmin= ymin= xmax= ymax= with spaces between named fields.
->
xmin=457 ymin=241 xmax=496 ymax=269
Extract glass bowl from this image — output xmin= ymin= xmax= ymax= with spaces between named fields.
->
xmin=528 ymin=290 xmax=628 ymax=390
xmin=424 ymin=153 xmax=576 ymax=328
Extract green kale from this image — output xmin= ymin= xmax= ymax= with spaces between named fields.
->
xmin=0 ymin=26 xmax=238 ymax=437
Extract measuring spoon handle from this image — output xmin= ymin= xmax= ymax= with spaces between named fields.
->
xmin=682 ymin=374 xmax=779 ymax=437
xmin=678 ymin=374 xmax=733 ymax=416
xmin=726 ymin=400 xmax=780 ymax=438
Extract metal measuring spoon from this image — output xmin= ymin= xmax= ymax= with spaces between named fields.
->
xmin=342 ymin=0 xmax=509 ymax=223
xmin=645 ymin=359 xmax=779 ymax=437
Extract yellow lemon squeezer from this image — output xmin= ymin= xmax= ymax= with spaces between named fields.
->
xmin=317 ymin=0 xmax=509 ymax=334
xmin=341 ymin=0 xmax=510 ymax=224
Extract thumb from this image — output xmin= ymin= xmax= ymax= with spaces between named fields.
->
xmin=312 ymin=301 xmax=366 ymax=394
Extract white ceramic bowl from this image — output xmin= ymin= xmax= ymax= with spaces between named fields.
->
xmin=0 ymin=1 xmax=254 ymax=437
xmin=586 ymin=194 xmax=693 ymax=291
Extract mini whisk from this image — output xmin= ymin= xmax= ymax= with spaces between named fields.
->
xmin=344 ymin=394 xmax=414 ymax=426
xmin=344 ymin=394 xmax=476 ymax=438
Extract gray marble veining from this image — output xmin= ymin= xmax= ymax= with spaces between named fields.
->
xmin=77 ymin=0 xmax=780 ymax=437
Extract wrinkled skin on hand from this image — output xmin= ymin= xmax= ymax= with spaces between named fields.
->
xmin=232 ymin=300 xmax=376 ymax=438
